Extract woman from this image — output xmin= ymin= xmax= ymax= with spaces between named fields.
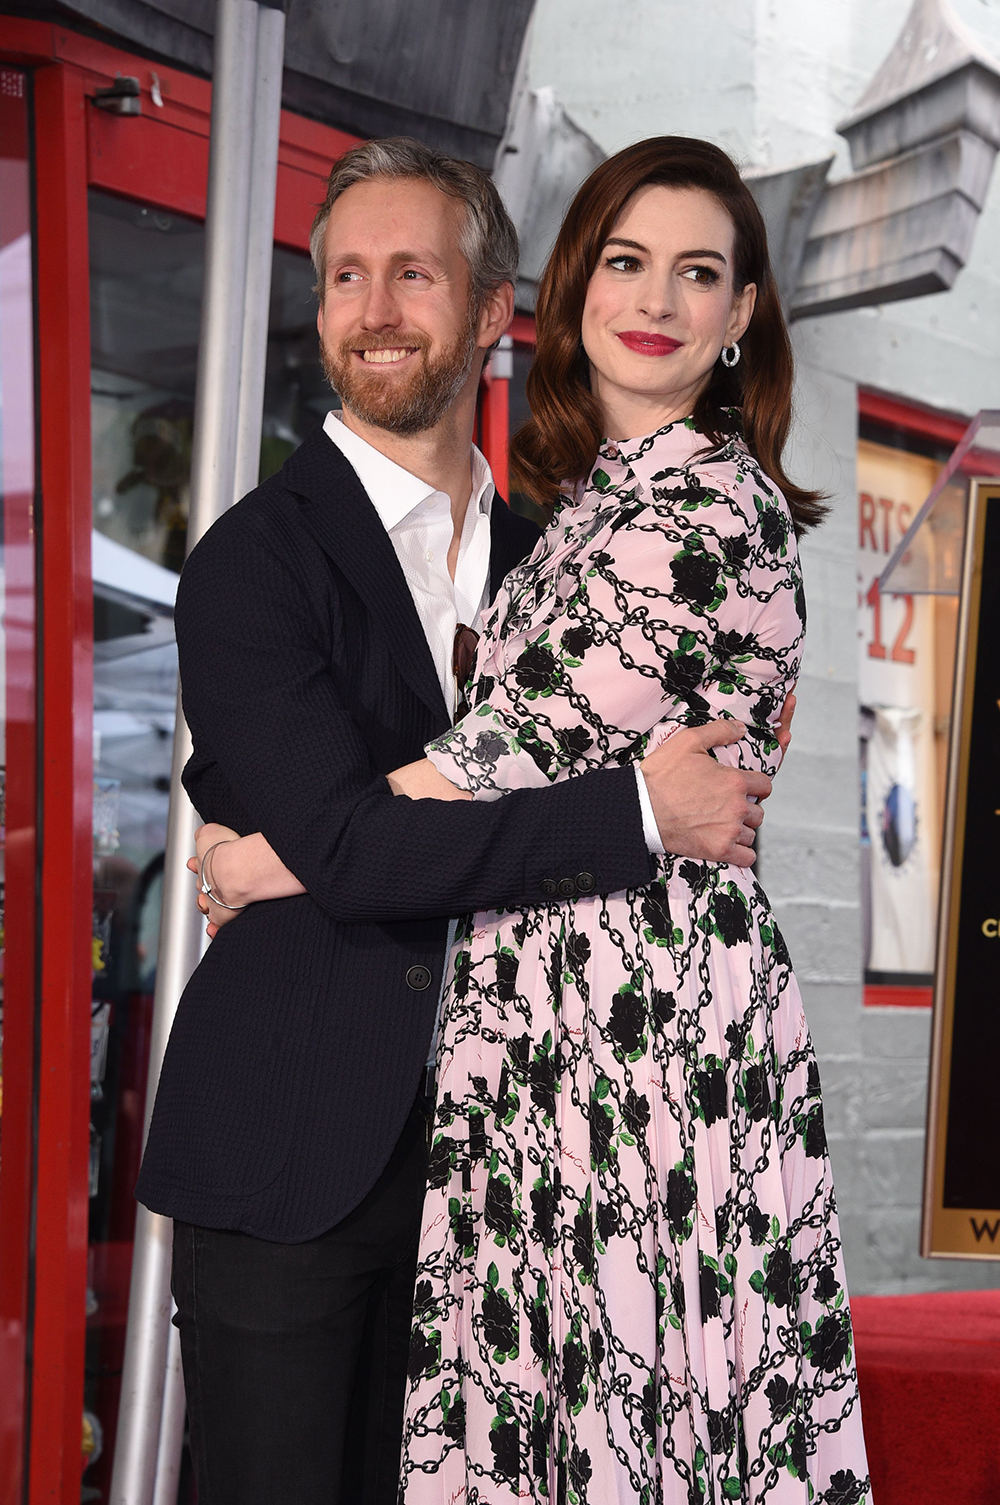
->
xmin=200 ymin=137 xmax=870 ymax=1503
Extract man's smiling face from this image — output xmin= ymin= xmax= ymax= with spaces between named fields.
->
xmin=317 ymin=176 xmax=481 ymax=435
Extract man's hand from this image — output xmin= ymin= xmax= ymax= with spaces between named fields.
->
xmin=640 ymin=721 xmax=770 ymax=866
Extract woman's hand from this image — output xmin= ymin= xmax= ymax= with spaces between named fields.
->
xmin=387 ymin=759 xmax=472 ymax=801
xmin=187 ymin=823 xmax=242 ymax=936
xmin=187 ymin=824 xmax=307 ymax=938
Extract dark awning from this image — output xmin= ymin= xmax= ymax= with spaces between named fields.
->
xmin=12 ymin=0 xmax=535 ymax=168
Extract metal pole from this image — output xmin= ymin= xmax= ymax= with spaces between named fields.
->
xmin=234 ymin=1 xmax=286 ymax=499
xmin=110 ymin=1 xmax=286 ymax=1498
xmin=151 ymin=1317 xmax=188 ymax=1505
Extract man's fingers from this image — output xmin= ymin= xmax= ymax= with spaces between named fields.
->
xmin=685 ymin=718 xmax=746 ymax=752
xmin=726 ymin=840 xmax=757 ymax=868
xmin=743 ymin=802 xmax=764 ymax=830
xmin=740 ymin=771 xmax=772 ymax=801
xmin=187 ymin=856 xmax=199 ymax=873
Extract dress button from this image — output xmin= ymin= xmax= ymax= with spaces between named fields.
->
xmin=406 ymin=965 xmax=432 ymax=991
xmin=575 ymin=871 xmax=596 ymax=894
xmin=558 ymin=877 xmax=577 ymax=898
xmin=540 ymin=878 xmax=558 ymax=897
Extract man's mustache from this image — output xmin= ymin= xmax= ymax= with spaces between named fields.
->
xmin=341 ymin=331 xmax=431 ymax=356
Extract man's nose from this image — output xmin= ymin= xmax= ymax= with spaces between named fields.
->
xmin=360 ymin=275 xmax=403 ymax=329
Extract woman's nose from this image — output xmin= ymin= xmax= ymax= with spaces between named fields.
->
xmin=638 ymin=281 xmax=675 ymax=321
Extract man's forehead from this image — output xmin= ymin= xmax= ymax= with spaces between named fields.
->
xmin=328 ymin=178 xmax=462 ymax=232
xmin=323 ymin=237 xmax=453 ymax=268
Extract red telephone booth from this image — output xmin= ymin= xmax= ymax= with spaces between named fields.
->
xmin=0 ymin=22 xmax=364 ymax=1501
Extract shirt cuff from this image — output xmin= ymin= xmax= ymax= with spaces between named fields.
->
xmin=634 ymin=764 xmax=665 ymax=856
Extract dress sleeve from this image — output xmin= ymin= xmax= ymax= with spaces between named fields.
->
xmin=426 ymin=473 xmax=804 ymax=797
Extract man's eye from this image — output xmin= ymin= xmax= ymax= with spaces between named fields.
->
xmin=400 ymin=268 xmax=428 ymax=280
xmin=335 ymin=270 xmax=363 ymax=283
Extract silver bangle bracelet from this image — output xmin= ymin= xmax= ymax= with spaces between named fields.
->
xmin=199 ymin=840 xmax=249 ymax=911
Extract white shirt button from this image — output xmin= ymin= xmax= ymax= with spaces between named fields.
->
xmin=425 ymin=550 xmax=434 ymax=562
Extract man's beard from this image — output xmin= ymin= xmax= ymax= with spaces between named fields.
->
xmin=321 ymin=311 xmax=479 ymax=435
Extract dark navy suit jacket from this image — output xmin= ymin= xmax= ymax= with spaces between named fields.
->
xmin=137 ymin=427 xmax=654 ymax=1241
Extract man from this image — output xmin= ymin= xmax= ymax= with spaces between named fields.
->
xmin=137 ymin=138 xmax=777 ymax=1505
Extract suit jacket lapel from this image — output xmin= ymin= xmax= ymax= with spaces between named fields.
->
xmin=284 ymin=429 xmax=449 ymax=727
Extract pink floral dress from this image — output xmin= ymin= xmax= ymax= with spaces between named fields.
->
xmin=399 ymin=419 xmax=870 ymax=1505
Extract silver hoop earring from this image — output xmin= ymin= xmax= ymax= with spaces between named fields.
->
xmin=721 ymin=342 xmax=741 ymax=368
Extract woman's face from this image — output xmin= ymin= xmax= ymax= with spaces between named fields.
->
xmin=581 ymin=184 xmax=757 ymax=439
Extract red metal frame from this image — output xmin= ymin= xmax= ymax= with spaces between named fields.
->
xmin=0 ymin=64 xmax=39 ymax=1505
xmin=31 ymin=57 xmax=95 ymax=1500
xmin=858 ymin=389 xmax=969 ymax=1012
xmin=0 ymin=17 xmax=362 ymax=1500
xmin=859 ymin=388 xmax=968 ymax=449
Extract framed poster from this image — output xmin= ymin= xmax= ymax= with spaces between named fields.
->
xmin=923 ymin=479 xmax=1000 ymax=1257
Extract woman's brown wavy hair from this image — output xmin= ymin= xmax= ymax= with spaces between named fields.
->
xmin=510 ymin=135 xmax=826 ymax=536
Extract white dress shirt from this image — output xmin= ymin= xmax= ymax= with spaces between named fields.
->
xmin=324 ymin=412 xmax=493 ymax=719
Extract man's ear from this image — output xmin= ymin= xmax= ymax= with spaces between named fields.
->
xmin=477 ymin=280 xmax=515 ymax=351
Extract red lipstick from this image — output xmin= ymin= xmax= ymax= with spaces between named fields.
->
xmin=617 ymin=330 xmax=682 ymax=356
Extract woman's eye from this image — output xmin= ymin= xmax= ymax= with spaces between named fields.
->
xmin=606 ymin=254 xmax=641 ymax=273
xmin=682 ymin=264 xmax=722 ymax=286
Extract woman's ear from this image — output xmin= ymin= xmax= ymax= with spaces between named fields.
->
xmin=726 ymin=281 xmax=757 ymax=345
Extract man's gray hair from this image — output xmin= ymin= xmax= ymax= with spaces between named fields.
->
xmin=310 ymin=137 xmax=519 ymax=306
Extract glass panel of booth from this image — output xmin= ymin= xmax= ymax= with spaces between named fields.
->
xmin=85 ymin=188 xmax=330 ymax=1498
xmin=860 ymin=411 xmax=1000 ymax=1011
xmin=0 ymin=63 xmax=38 ymax=1492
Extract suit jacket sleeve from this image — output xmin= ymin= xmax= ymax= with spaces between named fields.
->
xmin=176 ymin=507 xmax=655 ymax=924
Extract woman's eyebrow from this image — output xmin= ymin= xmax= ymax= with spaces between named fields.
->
xmin=603 ymin=238 xmax=729 ymax=266
xmin=678 ymin=248 xmax=727 ymax=263
xmin=604 ymin=237 xmax=649 ymax=254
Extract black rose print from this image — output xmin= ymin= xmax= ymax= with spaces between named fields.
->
xmin=561 ymin=623 xmax=594 ymax=658
xmin=670 ymin=543 xmax=722 ymax=609
xmin=804 ymin=1313 xmax=852 ymax=1374
xmin=488 ymin=1418 xmax=519 ymax=1484
xmin=667 ymin=1164 xmax=696 ymax=1237
xmin=760 ymin=505 xmax=788 ymax=555
xmin=607 ymin=986 xmax=646 ymax=1058
xmin=712 ymin=886 xmax=750 ymax=947
xmin=513 ymin=640 xmax=560 ymax=693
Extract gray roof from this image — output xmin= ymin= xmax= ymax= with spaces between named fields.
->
xmin=14 ymin=0 xmax=535 ymax=167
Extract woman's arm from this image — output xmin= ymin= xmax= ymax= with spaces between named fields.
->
xmin=425 ymin=483 xmax=802 ymax=803
xmin=191 ymin=764 xmax=471 ymax=929
xmin=386 ymin=761 xmax=472 ymax=801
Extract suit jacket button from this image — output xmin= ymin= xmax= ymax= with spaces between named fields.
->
xmin=576 ymin=871 xmax=596 ymax=894
xmin=406 ymin=965 xmax=432 ymax=991
xmin=540 ymin=878 xmax=558 ymax=897
xmin=558 ymin=877 xmax=577 ymax=898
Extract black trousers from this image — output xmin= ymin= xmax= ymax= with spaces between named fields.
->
xmin=171 ymin=1102 xmax=428 ymax=1505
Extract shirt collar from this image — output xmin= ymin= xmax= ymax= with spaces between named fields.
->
xmin=323 ymin=410 xmax=495 ymax=532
